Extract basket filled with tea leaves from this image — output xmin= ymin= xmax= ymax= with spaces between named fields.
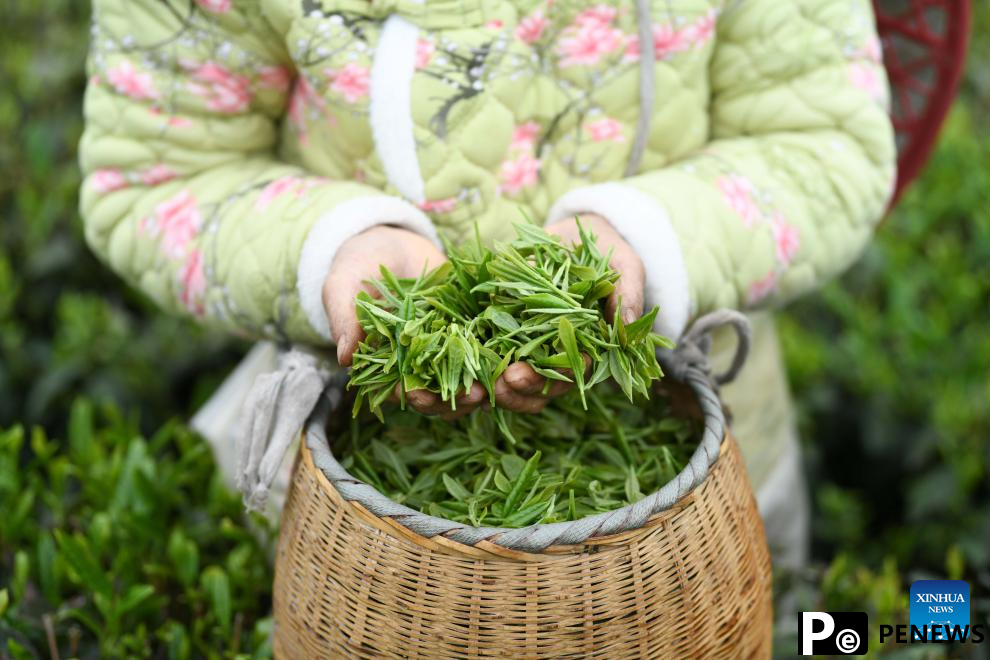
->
xmin=272 ymin=224 xmax=772 ymax=659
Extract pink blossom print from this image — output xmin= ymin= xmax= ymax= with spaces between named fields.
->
xmin=167 ymin=115 xmax=194 ymax=128
xmin=147 ymin=191 xmax=202 ymax=258
xmin=189 ymin=62 xmax=252 ymax=113
xmin=106 ymin=62 xmax=158 ymax=101
xmin=624 ymin=12 xmax=714 ymax=63
xmin=747 ymin=271 xmax=778 ymax=305
xmin=287 ymin=77 xmax=325 ymax=142
xmin=770 ymin=214 xmax=800 ymax=266
xmin=485 ymin=19 xmax=504 ymax=30
xmin=516 ymin=12 xmax=548 ymax=44
xmin=258 ymin=65 xmax=293 ymax=93
xmin=585 ymin=117 xmax=624 ymax=143
xmin=717 ymin=175 xmax=761 ymax=228
xmin=651 ymin=24 xmax=687 ymax=57
xmin=142 ymin=164 xmax=178 ymax=186
xmin=418 ymin=198 xmax=458 ymax=214
xmin=415 ymin=39 xmax=435 ymax=69
xmin=862 ymin=36 xmax=883 ymax=63
xmin=557 ymin=8 xmax=625 ymax=68
xmin=196 ymin=0 xmax=231 ymax=13
xmin=499 ymin=154 xmax=540 ymax=195
xmin=510 ymin=122 xmax=541 ymax=151
xmin=179 ymin=250 xmax=207 ymax=316
xmin=625 ymin=24 xmax=688 ymax=62
xmin=681 ymin=9 xmax=717 ymax=45
xmin=326 ymin=63 xmax=369 ymax=104
xmin=255 ymin=176 xmax=312 ymax=212
xmin=849 ymin=63 xmax=886 ymax=103
xmin=92 ymin=169 xmax=127 ymax=194
xmin=574 ymin=5 xmax=619 ymax=28
xmin=148 ymin=107 xmax=192 ymax=128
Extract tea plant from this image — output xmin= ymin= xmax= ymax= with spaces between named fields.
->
xmin=0 ymin=400 xmax=274 ymax=659
xmin=334 ymin=385 xmax=698 ymax=528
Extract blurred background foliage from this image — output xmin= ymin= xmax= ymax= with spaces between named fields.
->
xmin=1 ymin=1 xmax=988 ymax=657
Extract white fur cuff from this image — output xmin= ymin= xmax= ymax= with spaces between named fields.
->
xmin=547 ymin=183 xmax=691 ymax=339
xmin=297 ymin=195 xmax=441 ymax=341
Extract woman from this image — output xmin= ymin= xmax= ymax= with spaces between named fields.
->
xmin=79 ymin=0 xmax=896 ymax=570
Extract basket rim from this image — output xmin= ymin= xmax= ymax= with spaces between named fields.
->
xmin=302 ymin=360 xmax=726 ymax=553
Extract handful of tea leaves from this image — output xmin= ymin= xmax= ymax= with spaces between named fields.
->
xmin=349 ymin=223 xmax=674 ymax=429
xmin=334 ymin=384 xmax=698 ymax=528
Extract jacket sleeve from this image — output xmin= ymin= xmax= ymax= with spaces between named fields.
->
xmin=79 ymin=0 xmax=438 ymax=345
xmin=548 ymin=0 xmax=896 ymax=338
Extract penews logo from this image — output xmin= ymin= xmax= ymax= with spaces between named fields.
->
xmin=799 ymin=612 xmax=869 ymax=655
xmin=911 ymin=580 xmax=971 ymax=641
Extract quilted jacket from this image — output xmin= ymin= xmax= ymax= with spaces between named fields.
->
xmin=80 ymin=0 xmax=895 ymax=488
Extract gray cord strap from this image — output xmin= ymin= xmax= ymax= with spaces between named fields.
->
xmin=236 ymin=347 xmax=333 ymax=512
xmin=660 ymin=309 xmax=752 ymax=387
xmin=304 ymin=312 xmax=751 ymax=553
xmin=625 ymin=0 xmax=656 ymax=177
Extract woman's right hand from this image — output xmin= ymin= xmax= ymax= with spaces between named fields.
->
xmin=325 ymin=225 xmax=446 ymax=366
xmin=325 ymin=225 xmax=487 ymax=419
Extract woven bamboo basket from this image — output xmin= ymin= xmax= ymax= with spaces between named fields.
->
xmin=272 ymin=355 xmax=773 ymax=659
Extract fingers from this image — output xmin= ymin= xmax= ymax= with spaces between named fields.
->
xmin=606 ymin=242 xmax=646 ymax=325
xmin=502 ymin=362 xmax=544 ymax=395
xmin=325 ymin=226 xmax=448 ymax=366
xmin=503 ymin=355 xmax=591 ymax=394
xmin=547 ymin=215 xmax=647 ymax=326
xmin=325 ymin=270 xmax=369 ymax=366
xmin=494 ymin=377 xmax=548 ymax=414
xmin=399 ymin=382 xmax=487 ymax=419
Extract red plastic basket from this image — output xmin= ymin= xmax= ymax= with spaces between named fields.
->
xmin=874 ymin=0 xmax=971 ymax=205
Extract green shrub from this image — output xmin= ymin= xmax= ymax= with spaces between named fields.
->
xmin=0 ymin=400 xmax=274 ymax=658
xmin=0 ymin=1 xmax=244 ymax=434
xmin=781 ymin=103 xmax=990 ymax=575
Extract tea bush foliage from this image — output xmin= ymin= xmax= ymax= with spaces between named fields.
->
xmin=1 ymin=1 xmax=988 ymax=657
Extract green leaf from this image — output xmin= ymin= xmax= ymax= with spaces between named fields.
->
xmin=483 ymin=306 xmax=520 ymax=331
xmin=68 ymin=398 xmax=95 ymax=464
xmin=624 ymin=306 xmax=659 ymax=343
xmin=557 ymin=317 xmax=585 ymax=405
xmin=37 ymin=533 xmax=58 ymax=602
xmin=120 ymin=584 xmax=156 ymax=615
xmin=201 ymin=566 xmax=233 ymax=633
xmin=442 ymin=474 xmax=471 ymax=502
xmin=493 ymin=470 xmax=511 ymax=494
xmin=168 ymin=529 xmax=200 ymax=588
xmin=504 ymin=451 xmax=541 ymax=515
xmin=500 ymin=454 xmax=526 ymax=480
xmin=55 ymin=531 xmax=113 ymax=597
xmin=609 ymin=349 xmax=633 ymax=401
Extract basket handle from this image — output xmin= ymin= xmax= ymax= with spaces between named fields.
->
xmin=236 ymin=311 xmax=751 ymax=517
xmin=660 ymin=309 xmax=752 ymax=388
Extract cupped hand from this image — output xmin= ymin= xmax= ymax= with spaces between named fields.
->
xmin=493 ymin=213 xmax=646 ymax=414
xmin=324 ymin=225 xmax=485 ymax=419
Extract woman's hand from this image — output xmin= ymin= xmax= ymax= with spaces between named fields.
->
xmin=325 ymin=225 xmax=486 ymax=420
xmin=326 ymin=216 xmax=645 ymax=420
xmin=494 ymin=213 xmax=646 ymax=414
xmin=325 ymin=225 xmax=446 ymax=366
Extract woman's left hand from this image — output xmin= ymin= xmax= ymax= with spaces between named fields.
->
xmin=493 ymin=213 xmax=646 ymax=413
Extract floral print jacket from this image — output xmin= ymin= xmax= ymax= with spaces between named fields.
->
xmin=80 ymin=0 xmax=894 ymax=349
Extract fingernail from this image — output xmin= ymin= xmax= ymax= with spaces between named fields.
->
xmin=336 ymin=334 xmax=349 ymax=362
xmin=622 ymin=308 xmax=638 ymax=325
